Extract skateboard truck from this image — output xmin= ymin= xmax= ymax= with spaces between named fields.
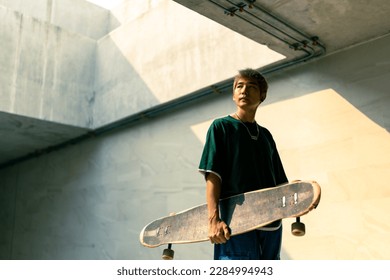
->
xmin=291 ymin=217 xmax=305 ymax=236
xmin=161 ymin=212 xmax=176 ymax=260
xmin=162 ymin=243 xmax=174 ymax=260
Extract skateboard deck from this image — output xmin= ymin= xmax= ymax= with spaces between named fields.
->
xmin=140 ymin=180 xmax=321 ymax=248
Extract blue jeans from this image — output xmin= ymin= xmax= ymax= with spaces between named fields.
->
xmin=214 ymin=226 xmax=282 ymax=260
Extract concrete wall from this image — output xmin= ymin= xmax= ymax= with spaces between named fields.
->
xmin=0 ymin=4 xmax=96 ymax=128
xmin=0 ymin=0 xmax=115 ymax=39
xmin=1 ymin=34 xmax=389 ymax=259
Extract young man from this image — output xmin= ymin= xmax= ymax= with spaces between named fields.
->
xmin=198 ymin=68 xmax=288 ymax=260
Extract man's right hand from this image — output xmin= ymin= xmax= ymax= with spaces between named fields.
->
xmin=206 ymin=172 xmax=230 ymax=244
xmin=208 ymin=215 xmax=230 ymax=244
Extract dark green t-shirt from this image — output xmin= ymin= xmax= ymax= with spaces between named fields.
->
xmin=199 ymin=115 xmax=288 ymax=198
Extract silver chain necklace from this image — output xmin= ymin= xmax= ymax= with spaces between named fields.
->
xmin=235 ymin=113 xmax=259 ymax=140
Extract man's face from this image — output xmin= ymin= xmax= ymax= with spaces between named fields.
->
xmin=233 ymin=77 xmax=262 ymax=110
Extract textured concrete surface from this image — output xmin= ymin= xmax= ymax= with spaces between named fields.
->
xmin=0 ymin=4 xmax=96 ymax=127
xmin=0 ymin=111 xmax=89 ymax=164
xmin=0 ymin=0 xmax=117 ymax=39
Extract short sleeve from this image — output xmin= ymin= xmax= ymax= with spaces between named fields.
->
xmin=198 ymin=121 xmax=223 ymax=182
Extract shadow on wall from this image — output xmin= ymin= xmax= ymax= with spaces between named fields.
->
xmin=0 ymin=140 xmax=106 ymax=259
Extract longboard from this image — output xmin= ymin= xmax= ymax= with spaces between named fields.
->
xmin=140 ymin=180 xmax=321 ymax=257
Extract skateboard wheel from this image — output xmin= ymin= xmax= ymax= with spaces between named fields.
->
xmin=291 ymin=217 xmax=305 ymax=236
xmin=162 ymin=248 xmax=174 ymax=260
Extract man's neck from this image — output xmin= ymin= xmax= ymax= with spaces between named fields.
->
xmin=234 ymin=109 xmax=256 ymax=123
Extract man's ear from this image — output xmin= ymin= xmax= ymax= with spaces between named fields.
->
xmin=260 ymin=91 xmax=267 ymax=102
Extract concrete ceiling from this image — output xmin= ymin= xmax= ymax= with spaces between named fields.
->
xmin=0 ymin=112 xmax=90 ymax=168
xmin=173 ymin=0 xmax=390 ymax=59
xmin=1 ymin=0 xmax=390 ymax=169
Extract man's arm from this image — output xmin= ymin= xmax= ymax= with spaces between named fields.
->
xmin=206 ymin=172 xmax=230 ymax=244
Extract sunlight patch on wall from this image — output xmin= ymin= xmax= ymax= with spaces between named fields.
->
xmin=190 ymin=120 xmax=213 ymax=145
xmin=259 ymin=89 xmax=390 ymax=183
